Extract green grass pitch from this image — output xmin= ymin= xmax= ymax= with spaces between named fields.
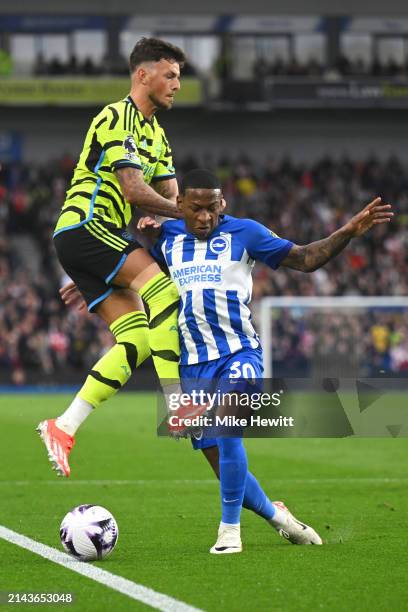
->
xmin=0 ymin=393 xmax=407 ymax=611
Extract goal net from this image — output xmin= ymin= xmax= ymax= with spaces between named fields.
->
xmin=258 ymin=296 xmax=408 ymax=379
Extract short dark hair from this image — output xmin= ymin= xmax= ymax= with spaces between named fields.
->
xmin=129 ymin=37 xmax=185 ymax=73
xmin=180 ymin=169 xmax=221 ymax=194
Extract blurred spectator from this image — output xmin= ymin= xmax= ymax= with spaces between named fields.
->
xmin=48 ymin=57 xmax=65 ymax=76
xmin=82 ymin=57 xmax=100 ymax=76
xmin=67 ymin=54 xmax=79 ymax=75
xmin=33 ymin=53 xmax=47 ymax=76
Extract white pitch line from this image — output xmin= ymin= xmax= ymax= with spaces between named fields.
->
xmin=0 ymin=525 xmax=202 ymax=612
xmin=0 ymin=478 xmax=407 ymax=486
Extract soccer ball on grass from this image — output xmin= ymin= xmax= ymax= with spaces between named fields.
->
xmin=60 ymin=504 xmax=118 ymax=561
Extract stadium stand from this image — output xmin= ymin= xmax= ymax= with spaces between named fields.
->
xmin=0 ymin=154 xmax=406 ymax=383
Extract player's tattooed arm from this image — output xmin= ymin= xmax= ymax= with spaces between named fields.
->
xmin=151 ymin=178 xmax=179 ymax=223
xmin=282 ymin=229 xmax=352 ymax=272
xmin=281 ymin=197 xmax=393 ymax=272
xmin=115 ymin=168 xmax=182 ymax=219
xmin=152 ymin=177 xmax=178 ymax=202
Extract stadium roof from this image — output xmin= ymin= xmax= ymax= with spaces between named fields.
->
xmin=3 ymin=0 xmax=408 ymax=15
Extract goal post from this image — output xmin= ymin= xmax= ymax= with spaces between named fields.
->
xmin=259 ymin=296 xmax=408 ymax=378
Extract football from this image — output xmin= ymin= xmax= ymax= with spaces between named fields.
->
xmin=59 ymin=504 xmax=118 ymax=561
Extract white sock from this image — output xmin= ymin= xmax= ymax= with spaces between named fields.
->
xmin=220 ymin=521 xmax=240 ymax=530
xmin=269 ymin=504 xmax=288 ymax=528
xmin=56 ymin=396 xmax=94 ymax=436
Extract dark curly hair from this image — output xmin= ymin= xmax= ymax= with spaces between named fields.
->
xmin=129 ymin=37 xmax=186 ymax=73
xmin=180 ymin=169 xmax=221 ymax=194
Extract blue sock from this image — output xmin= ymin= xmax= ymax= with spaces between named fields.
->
xmin=243 ymin=472 xmax=276 ymax=520
xmin=217 ymin=437 xmax=248 ymax=524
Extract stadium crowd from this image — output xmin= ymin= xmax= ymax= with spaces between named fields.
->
xmin=0 ymin=154 xmax=407 ymax=383
xmin=29 ymin=52 xmax=408 ymax=81
xmin=3 ymin=48 xmax=406 ymax=82
xmin=253 ymin=55 xmax=408 ymax=80
xmin=32 ymin=54 xmax=198 ymax=77
xmin=272 ymin=309 xmax=408 ymax=377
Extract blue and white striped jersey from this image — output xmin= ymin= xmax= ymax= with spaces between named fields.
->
xmin=150 ymin=215 xmax=293 ymax=365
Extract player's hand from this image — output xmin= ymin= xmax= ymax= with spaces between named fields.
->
xmin=345 ymin=197 xmax=393 ymax=237
xmin=137 ymin=216 xmax=161 ymax=237
xmin=59 ymin=281 xmax=86 ymax=311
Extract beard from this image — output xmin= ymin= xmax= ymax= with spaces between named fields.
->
xmin=149 ymin=92 xmax=172 ymax=111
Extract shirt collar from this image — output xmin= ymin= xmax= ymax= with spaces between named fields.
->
xmin=126 ymin=95 xmax=155 ymax=127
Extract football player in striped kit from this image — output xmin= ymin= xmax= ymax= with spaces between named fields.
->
xmin=145 ymin=169 xmax=319 ymax=553
xmin=142 ymin=168 xmax=392 ymax=554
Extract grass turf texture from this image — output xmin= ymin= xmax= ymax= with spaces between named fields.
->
xmin=0 ymin=393 xmax=407 ymax=612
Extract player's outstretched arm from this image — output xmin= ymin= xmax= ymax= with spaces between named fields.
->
xmin=116 ymin=168 xmax=182 ymax=219
xmin=281 ymin=197 xmax=393 ymax=272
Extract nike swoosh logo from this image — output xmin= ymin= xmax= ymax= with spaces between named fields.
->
xmin=294 ymin=519 xmax=308 ymax=530
xmin=223 ymin=498 xmax=239 ymax=503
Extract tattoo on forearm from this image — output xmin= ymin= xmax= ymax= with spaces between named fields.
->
xmin=283 ymin=229 xmax=352 ymax=272
xmin=115 ymin=169 xmax=180 ymax=218
xmin=154 ymin=180 xmax=177 ymax=202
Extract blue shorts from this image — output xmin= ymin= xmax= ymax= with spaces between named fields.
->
xmin=180 ymin=347 xmax=264 ymax=450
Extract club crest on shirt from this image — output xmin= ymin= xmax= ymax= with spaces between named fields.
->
xmin=209 ymin=235 xmax=229 ymax=255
